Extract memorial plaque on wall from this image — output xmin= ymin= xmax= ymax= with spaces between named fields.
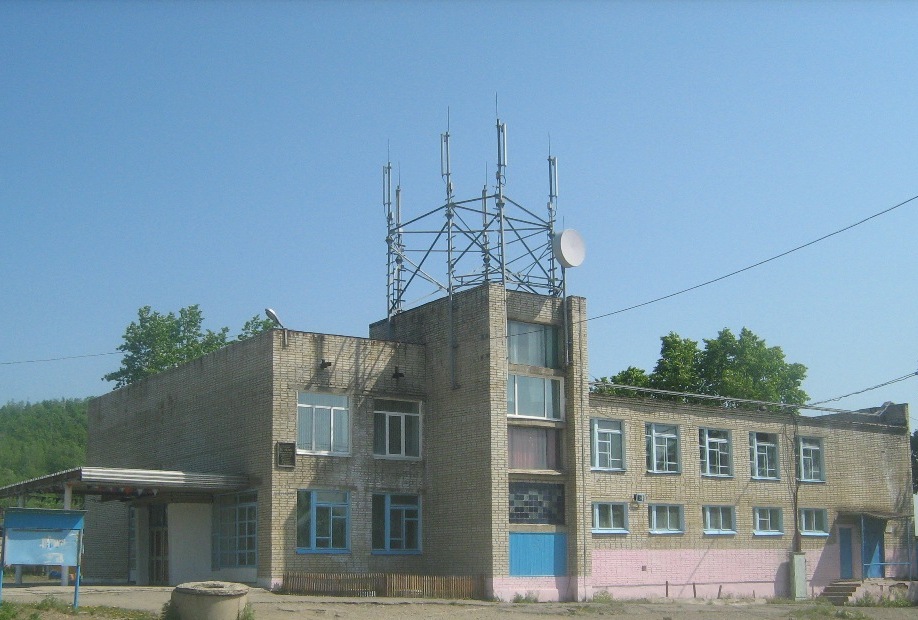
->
xmin=275 ymin=442 xmax=295 ymax=468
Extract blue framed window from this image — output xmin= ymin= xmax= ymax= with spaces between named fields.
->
xmin=372 ymin=493 xmax=421 ymax=553
xmin=296 ymin=490 xmax=349 ymax=553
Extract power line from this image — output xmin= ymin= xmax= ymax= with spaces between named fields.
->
xmin=0 ymin=352 xmax=119 ymax=366
xmin=586 ymin=192 xmax=918 ymax=322
xmin=807 ymin=370 xmax=918 ymax=406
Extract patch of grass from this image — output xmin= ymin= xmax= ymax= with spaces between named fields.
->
xmin=848 ymin=590 xmax=913 ymax=608
xmin=788 ymin=602 xmax=871 ymax=619
xmin=159 ymin=602 xmax=179 ymax=620
xmin=238 ymin=603 xmax=256 ymax=620
xmin=512 ymin=591 xmax=539 ymax=603
xmin=0 ymin=601 xmax=24 ymax=620
xmin=34 ymin=597 xmax=70 ymax=613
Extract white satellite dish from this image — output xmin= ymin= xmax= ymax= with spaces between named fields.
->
xmin=552 ymin=229 xmax=585 ymax=269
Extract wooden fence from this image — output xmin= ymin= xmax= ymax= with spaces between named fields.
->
xmin=282 ymin=571 xmax=486 ymax=600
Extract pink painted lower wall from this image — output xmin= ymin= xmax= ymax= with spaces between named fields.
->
xmin=489 ymin=577 xmax=576 ymax=602
xmin=591 ymin=547 xmax=839 ymax=600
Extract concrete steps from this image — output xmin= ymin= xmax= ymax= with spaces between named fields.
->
xmin=818 ymin=580 xmax=861 ymax=606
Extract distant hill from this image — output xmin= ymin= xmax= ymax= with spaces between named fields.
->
xmin=0 ymin=399 xmax=87 ymax=489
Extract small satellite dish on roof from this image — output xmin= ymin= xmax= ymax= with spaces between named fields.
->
xmin=552 ymin=229 xmax=586 ymax=269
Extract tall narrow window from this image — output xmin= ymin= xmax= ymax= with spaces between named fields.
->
xmin=296 ymin=490 xmax=349 ymax=552
xmin=699 ymin=428 xmax=731 ymax=477
xmin=797 ymin=437 xmax=824 ymax=482
xmin=372 ymin=494 xmax=421 ymax=553
xmin=373 ymin=399 xmax=421 ymax=458
xmin=646 ymin=423 xmax=679 ymax=473
xmin=591 ymin=419 xmax=624 ymax=471
xmin=508 ymin=321 xmax=560 ymax=368
xmin=297 ymin=393 xmax=349 ymax=455
xmin=507 ymin=374 xmax=562 ymax=419
xmin=508 ymin=426 xmax=561 ymax=470
xmin=213 ymin=491 xmax=257 ymax=569
xmin=749 ymin=432 xmax=779 ymax=479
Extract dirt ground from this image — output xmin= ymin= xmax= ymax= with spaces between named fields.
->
xmin=1 ymin=585 xmax=917 ymax=620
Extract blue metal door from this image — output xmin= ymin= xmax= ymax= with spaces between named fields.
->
xmin=839 ymin=527 xmax=853 ymax=579
xmin=509 ymin=532 xmax=567 ymax=576
xmin=863 ymin=517 xmax=885 ymax=578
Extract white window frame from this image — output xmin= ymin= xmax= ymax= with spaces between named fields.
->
xmin=753 ymin=507 xmax=783 ymax=536
xmin=373 ymin=399 xmax=422 ymax=459
xmin=646 ymin=423 xmax=680 ymax=473
xmin=508 ymin=320 xmax=560 ymax=368
xmin=702 ymin=505 xmax=736 ymax=535
xmin=507 ymin=373 xmax=563 ymax=420
xmin=296 ymin=490 xmax=350 ymax=553
xmin=799 ymin=508 xmax=829 ymax=536
xmin=797 ymin=436 xmax=825 ymax=482
xmin=297 ymin=392 xmax=349 ymax=455
xmin=699 ymin=428 xmax=732 ymax=477
xmin=591 ymin=419 xmax=625 ymax=471
xmin=749 ymin=432 xmax=779 ymax=480
xmin=648 ymin=504 xmax=683 ymax=534
xmin=592 ymin=502 xmax=629 ymax=534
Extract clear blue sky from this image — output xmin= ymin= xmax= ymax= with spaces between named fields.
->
xmin=2 ymin=1 xmax=916 ymax=423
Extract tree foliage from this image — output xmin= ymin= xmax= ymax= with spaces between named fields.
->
xmin=594 ymin=327 xmax=809 ymax=409
xmin=0 ymin=399 xmax=87 ymax=490
xmin=103 ymin=305 xmax=273 ymax=388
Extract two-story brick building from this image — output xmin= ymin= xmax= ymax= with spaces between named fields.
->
xmin=2 ymin=282 xmax=906 ymax=601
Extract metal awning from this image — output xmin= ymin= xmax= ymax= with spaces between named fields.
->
xmin=837 ymin=509 xmax=912 ymax=521
xmin=0 ymin=467 xmax=250 ymax=500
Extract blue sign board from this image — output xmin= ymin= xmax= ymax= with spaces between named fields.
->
xmin=0 ymin=508 xmax=86 ymax=608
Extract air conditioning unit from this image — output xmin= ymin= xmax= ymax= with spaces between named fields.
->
xmin=633 ymin=493 xmax=647 ymax=504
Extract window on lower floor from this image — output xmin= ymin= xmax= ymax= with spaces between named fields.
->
xmin=749 ymin=432 xmax=779 ymax=479
xmin=297 ymin=392 xmax=349 ymax=455
xmin=508 ymin=425 xmax=561 ymax=470
xmin=509 ymin=482 xmax=565 ymax=525
xmin=699 ymin=428 xmax=731 ymax=477
xmin=373 ymin=399 xmax=421 ymax=458
xmin=753 ymin=507 xmax=783 ymax=536
xmin=212 ymin=491 xmax=257 ymax=569
xmin=648 ymin=504 xmax=683 ymax=534
xmin=646 ymin=423 xmax=679 ymax=473
xmin=372 ymin=493 xmax=421 ymax=553
xmin=799 ymin=508 xmax=829 ymax=536
xmin=592 ymin=502 xmax=628 ymax=534
xmin=702 ymin=505 xmax=735 ymax=535
xmin=296 ymin=490 xmax=349 ymax=552
xmin=507 ymin=374 xmax=563 ymax=419
xmin=797 ymin=437 xmax=825 ymax=482
xmin=591 ymin=419 xmax=624 ymax=471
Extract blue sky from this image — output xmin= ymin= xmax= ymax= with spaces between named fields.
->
xmin=1 ymin=1 xmax=916 ymax=424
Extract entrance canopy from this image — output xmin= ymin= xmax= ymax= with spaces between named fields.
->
xmin=0 ymin=467 xmax=250 ymax=501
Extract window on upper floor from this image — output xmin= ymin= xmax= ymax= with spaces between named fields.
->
xmin=797 ymin=437 xmax=825 ymax=482
xmin=212 ymin=491 xmax=257 ymax=569
xmin=507 ymin=374 xmax=562 ymax=420
xmin=297 ymin=392 xmax=349 ymax=455
xmin=508 ymin=321 xmax=560 ymax=368
xmin=799 ymin=508 xmax=829 ymax=536
xmin=702 ymin=505 xmax=735 ymax=535
xmin=648 ymin=504 xmax=683 ymax=534
xmin=372 ymin=493 xmax=421 ymax=553
xmin=591 ymin=419 xmax=624 ymax=471
xmin=699 ymin=428 xmax=731 ymax=477
xmin=508 ymin=426 xmax=561 ymax=470
xmin=296 ymin=490 xmax=349 ymax=553
xmin=749 ymin=432 xmax=779 ymax=479
xmin=753 ymin=507 xmax=783 ymax=536
xmin=592 ymin=502 xmax=628 ymax=534
xmin=373 ymin=399 xmax=421 ymax=459
xmin=646 ymin=423 xmax=679 ymax=473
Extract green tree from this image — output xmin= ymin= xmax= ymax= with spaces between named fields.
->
xmin=103 ymin=305 xmax=273 ymax=388
xmin=595 ymin=327 xmax=808 ymax=409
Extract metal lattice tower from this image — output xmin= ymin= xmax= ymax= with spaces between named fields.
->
xmin=385 ymin=118 xmax=564 ymax=321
